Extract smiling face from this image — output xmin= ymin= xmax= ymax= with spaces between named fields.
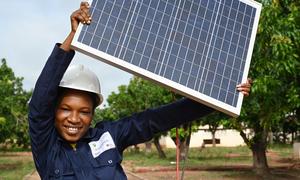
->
xmin=55 ymin=89 xmax=94 ymax=143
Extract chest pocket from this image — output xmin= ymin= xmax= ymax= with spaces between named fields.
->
xmin=48 ymin=167 xmax=75 ymax=179
xmin=88 ymin=148 xmax=121 ymax=167
xmin=88 ymin=148 xmax=123 ymax=179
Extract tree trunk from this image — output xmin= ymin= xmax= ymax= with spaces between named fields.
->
xmin=133 ymin=144 xmax=139 ymax=152
xmin=179 ymin=127 xmax=192 ymax=161
xmin=145 ymin=141 xmax=152 ymax=153
xmin=212 ymin=131 xmax=216 ymax=147
xmin=252 ymin=144 xmax=269 ymax=175
xmin=251 ymin=128 xmax=269 ymax=176
xmin=179 ymin=139 xmax=187 ymax=161
xmin=282 ymin=131 xmax=287 ymax=144
xmin=240 ymin=129 xmax=269 ymax=176
xmin=153 ymin=137 xmax=166 ymax=159
xmin=180 ymin=123 xmax=192 ymax=180
xmin=268 ymin=132 xmax=273 ymax=145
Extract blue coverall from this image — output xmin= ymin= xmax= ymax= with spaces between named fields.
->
xmin=28 ymin=44 xmax=213 ymax=179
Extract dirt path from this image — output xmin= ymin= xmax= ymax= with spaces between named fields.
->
xmin=21 ymin=150 xmax=300 ymax=180
xmin=23 ymin=169 xmax=146 ymax=180
xmin=23 ymin=163 xmax=300 ymax=180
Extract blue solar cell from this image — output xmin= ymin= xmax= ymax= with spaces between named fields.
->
xmin=180 ymin=73 xmax=189 ymax=85
xmin=91 ymin=35 xmax=100 ymax=49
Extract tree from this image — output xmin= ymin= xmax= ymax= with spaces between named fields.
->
xmin=229 ymin=0 xmax=300 ymax=175
xmin=198 ymin=112 xmax=229 ymax=147
xmin=169 ymin=121 xmax=198 ymax=160
xmin=0 ymin=58 xmax=31 ymax=148
xmin=271 ymin=112 xmax=300 ymax=143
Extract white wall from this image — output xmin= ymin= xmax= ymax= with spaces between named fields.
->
xmin=160 ymin=126 xmax=247 ymax=148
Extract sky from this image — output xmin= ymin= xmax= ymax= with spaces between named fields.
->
xmin=0 ymin=0 xmax=132 ymax=107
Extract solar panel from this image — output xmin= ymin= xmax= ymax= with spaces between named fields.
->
xmin=71 ymin=0 xmax=261 ymax=117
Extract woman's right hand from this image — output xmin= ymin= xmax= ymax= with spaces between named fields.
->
xmin=60 ymin=2 xmax=92 ymax=52
xmin=70 ymin=1 xmax=91 ymax=33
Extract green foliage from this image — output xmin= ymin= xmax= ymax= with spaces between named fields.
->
xmin=250 ymin=0 xmax=300 ymax=112
xmin=0 ymin=117 xmax=6 ymax=125
xmin=169 ymin=122 xmax=199 ymax=142
xmin=0 ymin=58 xmax=31 ymax=149
xmin=225 ymin=0 xmax=300 ymax=143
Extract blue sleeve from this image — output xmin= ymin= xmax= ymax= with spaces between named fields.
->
xmin=107 ymin=98 xmax=214 ymax=151
xmin=28 ymin=44 xmax=74 ymax=171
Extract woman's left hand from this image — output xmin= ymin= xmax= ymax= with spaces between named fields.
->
xmin=236 ymin=78 xmax=252 ymax=97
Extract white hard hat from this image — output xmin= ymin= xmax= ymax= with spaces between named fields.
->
xmin=59 ymin=64 xmax=103 ymax=106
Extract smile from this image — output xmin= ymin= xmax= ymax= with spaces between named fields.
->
xmin=64 ymin=126 xmax=81 ymax=134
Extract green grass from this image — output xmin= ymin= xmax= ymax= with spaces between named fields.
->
xmin=268 ymin=143 xmax=293 ymax=158
xmin=123 ymin=145 xmax=296 ymax=168
xmin=0 ymin=145 xmax=296 ymax=179
xmin=123 ymin=145 xmax=299 ymax=180
xmin=0 ymin=152 xmax=35 ymax=180
xmin=124 ymin=146 xmax=253 ymax=168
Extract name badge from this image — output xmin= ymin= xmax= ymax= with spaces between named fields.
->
xmin=89 ymin=132 xmax=116 ymax=158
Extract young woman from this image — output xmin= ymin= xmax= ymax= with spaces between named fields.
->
xmin=28 ymin=2 xmax=252 ymax=179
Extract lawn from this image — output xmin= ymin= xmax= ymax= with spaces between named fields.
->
xmin=0 ymin=145 xmax=299 ymax=180
xmin=124 ymin=146 xmax=253 ymax=167
xmin=123 ymin=145 xmax=300 ymax=179
xmin=0 ymin=152 xmax=35 ymax=180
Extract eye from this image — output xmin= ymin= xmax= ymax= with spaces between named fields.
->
xmin=80 ymin=110 xmax=91 ymax=115
xmin=60 ymin=107 xmax=70 ymax=112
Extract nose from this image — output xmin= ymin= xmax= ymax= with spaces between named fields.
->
xmin=68 ymin=111 xmax=80 ymax=123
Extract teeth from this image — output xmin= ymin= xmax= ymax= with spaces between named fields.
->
xmin=67 ymin=127 xmax=79 ymax=133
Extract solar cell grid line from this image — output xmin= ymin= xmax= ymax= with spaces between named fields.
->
xmin=194 ymin=1 xmax=214 ymax=93
xmin=228 ymin=0 xmax=243 ymax=105
xmin=109 ymin=0 xmax=127 ymax=57
xmin=156 ymin=0 xmax=183 ymax=76
xmin=145 ymin=0 xmax=172 ymax=72
xmin=130 ymin=2 xmax=148 ymax=68
xmin=196 ymin=1 xmax=220 ymax=95
xmin=198 ymin=0 xmax=223 ymax=97
xmin=186 ymin=1 xmax=204 ymax=91
xmin=136 ymin=1 xmax=156 ymax=70
xmin=114 ymin=1 xmax=137 ymax=59
xmin=101 ymin=1 xmax=120 ymax=53
xmin=177 ymin=1 xmax=197 ymax=86
xmin=219 ymin=0 xmax=239 ymax=106
xmin=231 ymin=2 xmax=253 ymax=106
xmin=72 ymin=0 xmax=262 ymax=117
xmin=147 ymin=0 xmax=178 ymax=73
xmin=205 ymin=0 xmax=227 ymax=101
xmin=172 ymin=1 xmax=204 ymax=88
xmin=160 ymin=0 xmax=189 ymax=82
xmin=106 ymin=1 xmax=127 ymax=56
xmin=231 ymin=2 xmax=256 ymax=105
xmin=167 ymin=0 xmax=194 ymax=86
xmin=126 ymin=1 xmax=149 ymax=68
xmin=119 ymin=1 xmax=142 ymax=65
xmin=188 ymin=1 xmax=207 ymax=91
xmin=154 ymin=0 xmax=180 ymax=75
xmin=78 ymin=0 xmax=104 ymax=45
xmin=225 ymin=0 xmax=245 ymax=105
xmin=123 ymin=2 xmax=145 ymax=60
xmin=134 ymin=1 xmax=154 ymax=69
xmin=238 ymin=5 xmax=253 ymax=80
xmin=151 ymin=0 xmax=181 ymax=74
xmin=89 ymin=1 xmax=105 ymax=51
